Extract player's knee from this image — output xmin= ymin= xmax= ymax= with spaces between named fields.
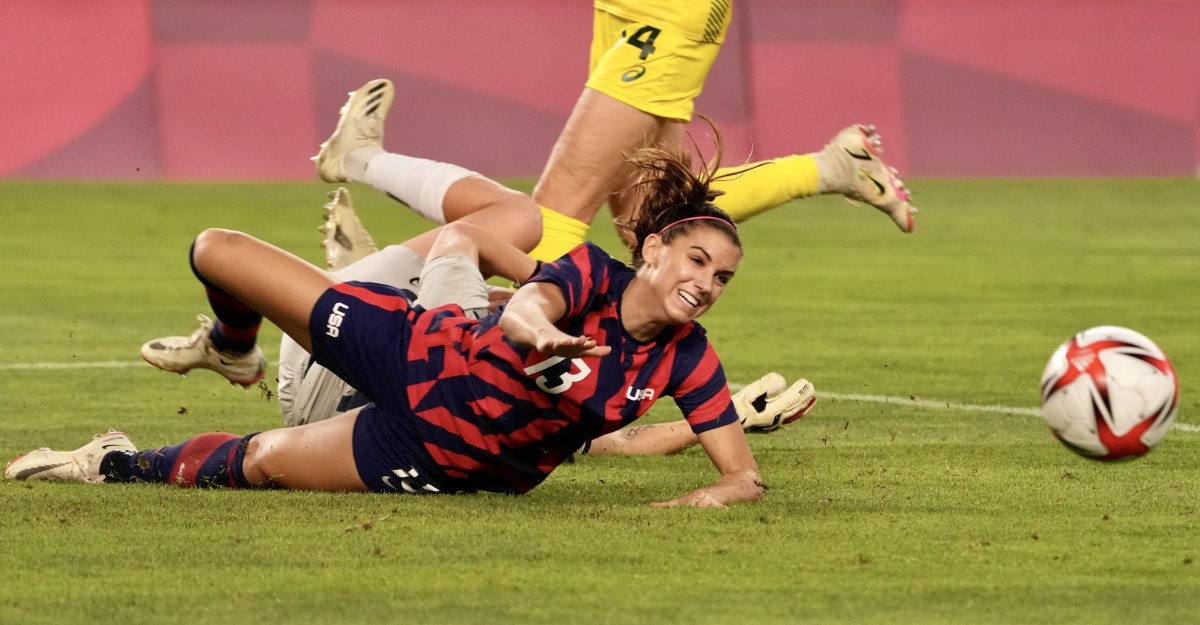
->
xmin=431 ymin=222 xmax=481 ymax=259
xmin=240 ymin=430 xmax=284 ymax=487
xmin=494 ymin=190 xmax=541 ymax=252
xmin=192 ymin=228 xmax=248 ymax=265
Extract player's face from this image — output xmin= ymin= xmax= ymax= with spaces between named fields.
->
xmin=643 ymin=227 xmax=741 ymax=324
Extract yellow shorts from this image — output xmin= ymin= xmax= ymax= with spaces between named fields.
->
xmin=584 ymin=8 xmax=725 ymax=122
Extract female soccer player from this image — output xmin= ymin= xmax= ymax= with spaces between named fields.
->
xmin=5 ymin=136 xmax=765 ymax=507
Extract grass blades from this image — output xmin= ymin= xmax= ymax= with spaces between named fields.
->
xmin=1 ymin=178 xmax=1198 ymax=624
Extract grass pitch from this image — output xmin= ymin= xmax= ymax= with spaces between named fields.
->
xmin=1 ymin=178 xmax=1198 ymax=624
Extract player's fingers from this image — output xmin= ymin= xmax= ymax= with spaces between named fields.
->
xmin=652 ymin=492 xmax=727 ymax=508
xmin=687 ymin=493 xmax=728 ymax=509
xmin=538 ymin=334 xmax=588 ymax=354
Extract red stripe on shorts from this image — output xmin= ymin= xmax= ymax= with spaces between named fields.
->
xmin=333 ymin=282 xmax=412 ymax=312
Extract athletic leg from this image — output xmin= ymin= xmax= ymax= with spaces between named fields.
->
xmin=90 ymin=410 xmax=365 ymax=491
xmin=141 ymin=228 xmax=332 ymax=383
xmin=189 ymin=228 xmax=335 ymax=354
xmin=314 ymin=78 xmax=543 ymax=248
xmin=400 ymin=176 xmax=542 ymax=259
xmin=240 ymin=410 xmax=366 ymax=490
xmin=529 ymin=89 xmax=668 ymax=261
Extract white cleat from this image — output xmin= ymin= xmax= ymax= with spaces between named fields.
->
xmin=140 ymin=315 xmax=266 ymax=387
xmin=823 ymin=124 xmax=917 ymax=233
xmin=320 ymin=187 xmax=378 ymax=271
xmin=733 ymin=372 xmax=818 ymax=432
xmin=4 ymin=431 xmax=136 ymax=483
xmin=312 ymin=78 xmax=395 ymax=183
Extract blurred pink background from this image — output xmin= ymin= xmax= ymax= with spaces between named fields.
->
xmin=3 ymin=0 xmax=1198 ymax=180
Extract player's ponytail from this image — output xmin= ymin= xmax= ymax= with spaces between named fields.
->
xmin=618 ymin=117 xmax=750 ymax=268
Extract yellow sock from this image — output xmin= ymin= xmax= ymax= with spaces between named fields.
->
xmin=528 ymin=205 xmax=590 ymax=262
xmin=712 ymin=154 xmax=819 ymax=222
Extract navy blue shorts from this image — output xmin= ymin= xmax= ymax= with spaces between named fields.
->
xmin=308 ymin=281 xmax=453 ymax=494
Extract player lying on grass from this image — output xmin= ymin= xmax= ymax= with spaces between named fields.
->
xmin=290 ymin=188 xmax=814 ymax=453
xmin=134 ymin=91 xmax=815 ymax=451
xmin=6 ymin=132 xmax=768 ymax=507
xmin=137 ymin=187 xmax=813 ymax=456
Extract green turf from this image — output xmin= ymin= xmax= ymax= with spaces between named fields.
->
xmin=1 ymin=179 xmax=1198 ymax=624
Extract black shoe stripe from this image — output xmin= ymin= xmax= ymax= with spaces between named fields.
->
xmin=12 ymin=462 xmax=72 ymax=480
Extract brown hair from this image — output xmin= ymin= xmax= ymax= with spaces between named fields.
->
xmin=617 ymin=118 xmax=750 ymax=268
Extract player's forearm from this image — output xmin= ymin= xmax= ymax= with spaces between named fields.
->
xmin=498 ymin=296 xmax=557 ymax=349
xmin=589 ymin=421 xmax=700 ymax=455
xmin=471 ymin=229 xmax=539 ymax=285
xmin=649 ymin=424 xmax=764 ymax=507
xmin=500 ymin=284 xmax=610 ymax=358
xmin=433 ymin=221 xmax=537 ymax=284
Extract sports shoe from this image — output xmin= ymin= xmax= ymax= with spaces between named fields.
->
xmin=320 ymin=186 xmax=378 ymax=270
xmin=312 ymin=78 xmax=395 ymax=183
xmin=820 ymin=124 xmax=916 ymax=233
xmin=141 ymin=315 xmax=266 ymax=387
xmin=733 ymin=372 xmax=818 ymax=432
xmin=4 ymin=431 xmax=136 ymax=483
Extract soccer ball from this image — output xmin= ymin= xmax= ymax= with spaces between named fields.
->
xmin=1039 ymin=326 xmax=1178 ymax=460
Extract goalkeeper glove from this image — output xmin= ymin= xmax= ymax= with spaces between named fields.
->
xmin=733 ymin=372 xmax=817 ymax=432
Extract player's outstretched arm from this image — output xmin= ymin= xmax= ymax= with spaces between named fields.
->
xmin=500 ymin=282 xmax=612 ymax=359
xmin=650 ymin=423 xmax=764 ymax=508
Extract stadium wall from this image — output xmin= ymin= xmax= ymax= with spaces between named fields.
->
xmin=3 ymin=0 xmax=1198 ymax=181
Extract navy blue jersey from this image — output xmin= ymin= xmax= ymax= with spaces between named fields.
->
xmin=312 ymin=243 xmax=737 ymax=494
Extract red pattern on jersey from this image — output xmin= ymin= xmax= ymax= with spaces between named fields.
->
xmin=388 ymin=243 xmax=736 ymax=493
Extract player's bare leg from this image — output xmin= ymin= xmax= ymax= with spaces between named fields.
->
xmin=530 ymin=89 xmax=671 ymax=260
xmin=241 ymin=409 xmax=367 ymax=491
xmin=189 ymin=228 xmax=335 ymax=353
xmin=401 ymin=176 xmax=542 ymax=258
xmin=142 ymin=230 xmax=331 ymax=384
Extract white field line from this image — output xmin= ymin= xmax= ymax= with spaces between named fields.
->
xmin=725 ymin=385 xmax=1200 ymax=434
xmin=5 ymin=361 xmax=1197 ymax=434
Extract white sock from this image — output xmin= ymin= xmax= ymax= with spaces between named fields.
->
xmin=357 ymin=151 xmax=479 ymax=225
xmin=344 ymin=146 xmax=384 ymax=182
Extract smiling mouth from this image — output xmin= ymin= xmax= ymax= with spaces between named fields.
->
xmin=678 ymin=290 xmax=699 ymax=307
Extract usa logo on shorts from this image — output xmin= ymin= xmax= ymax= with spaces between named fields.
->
xmin=326 ymin=302 xmax=349 ymax=337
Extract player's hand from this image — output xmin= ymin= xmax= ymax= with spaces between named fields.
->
xmin=734 ymin=373 xmax=817 ymax=432
xmin=651 ymin=490 xmax=728 ymax=509
xmin=651 ymin=469 xmax=765 ymax=509
xmin=535 ymin=332 xmax=612 ymax=359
